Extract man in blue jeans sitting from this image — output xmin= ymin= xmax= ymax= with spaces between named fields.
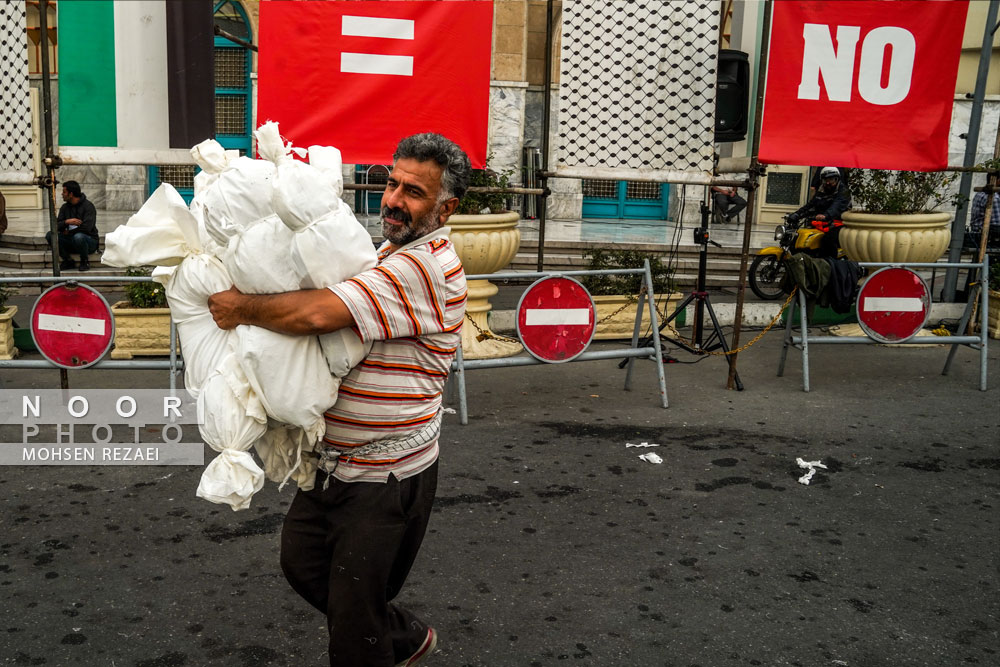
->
xmin=46 ymin=180 xmax=98 ymax=271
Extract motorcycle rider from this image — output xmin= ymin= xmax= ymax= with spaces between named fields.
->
xmin=787 ymin=166 xmax=851 ymax=258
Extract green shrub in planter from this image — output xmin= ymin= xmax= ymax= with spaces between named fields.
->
xmin=851 ymin=169 xmax=961 ymax=214
xmin=581 ymin=248 xmax=676 ymax=296
xmin=0 ymin=283 xmax=10 ymax=311
xmin=124 ymin=266 xmax=167 ymax=308
xmin=456 ymin=156 xmax=515 ymax=214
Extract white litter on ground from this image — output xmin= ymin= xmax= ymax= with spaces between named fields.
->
xmin=796 ymin=457 xmax=828 ymax=485
xmin=442 ymin=407 xmax=456 ymax=414
xmin=638 ymin=452 xmax=663 ymax=464
xmin=626 ymin=442 xmax=660 ymax=448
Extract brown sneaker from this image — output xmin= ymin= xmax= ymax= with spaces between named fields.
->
xmin=396 ymin=627 xmax=437 ymax=666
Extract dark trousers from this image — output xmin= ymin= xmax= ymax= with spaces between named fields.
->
xmin=713 ymin=192 xmax=747 ymax=221
xmin=281 ymin=462 xmax=438 ymax=667
xmin=46 ymin=231 xmax=97 ymax=262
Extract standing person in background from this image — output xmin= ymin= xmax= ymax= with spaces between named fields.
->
xmin=967 ymin=188 xmax=1000 ymax=245
xmin=209 ymin=132 xmax=470 ymax=667
xmin=45 ymin=180 xmax=98 ymax=271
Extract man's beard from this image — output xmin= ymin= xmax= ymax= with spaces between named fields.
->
xmin=381 ymin=204 xmax=441 ymax=246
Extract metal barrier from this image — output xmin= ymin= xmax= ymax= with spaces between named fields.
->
xmin=0 ymin=276 xmax=183 ymax=392
xmin=449 ymin=261 xmax=669 ymax=425
xmin=777 ymin=257 xmax=990 ymax=391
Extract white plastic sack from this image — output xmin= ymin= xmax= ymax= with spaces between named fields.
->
xmin=307 ymin=144 xmax=345 ymax=197
xmin=200 ymin=156 xmax=276 ymax=247
xmin=223 ymin=214 xmax=300 ymax=294
xmin=163 ymin=253 xmax=235 ymax=397
xmin=195 ymin=354 xmax=268 ymax=511
xmin=234 ymin=324 xmax=340 ymax=444
xmin=102 ymin=184 xmax=200 ymax=268
xmin=190 ymin=139 xmax=239 ymax=256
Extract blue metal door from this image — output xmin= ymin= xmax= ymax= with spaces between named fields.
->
xmin=582 ymin=180 xmax=669 ymax=219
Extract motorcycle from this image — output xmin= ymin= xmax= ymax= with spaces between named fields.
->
xmin=749 ymin=215 xmax=841 ymax=300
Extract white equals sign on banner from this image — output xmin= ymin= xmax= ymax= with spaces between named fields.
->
xmin=341 ymin=15 xmax=414 ymax=77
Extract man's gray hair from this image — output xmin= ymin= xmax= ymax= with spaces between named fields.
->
xmin=393 ymin=133 xmax=471 ymax=202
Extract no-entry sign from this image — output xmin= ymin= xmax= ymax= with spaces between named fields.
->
xmin=31 ymin=283 xmax=115 ymax=368
xmin=516 ymin=276 xmax=596 ymax=363
xmin=856 ymin=267 xmax=931 ymax=343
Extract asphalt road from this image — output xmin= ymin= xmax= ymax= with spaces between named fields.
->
xmin=1 ymin=328 xmax=997 ymax=667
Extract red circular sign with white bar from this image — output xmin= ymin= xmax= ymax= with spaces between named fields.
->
xmin=31 ymin=282 xmax=115 ymax=368
xmin=856 ymin=267 xmax=931 ymax=344
xmin=516 ymin=276 xmax=596 ymax=363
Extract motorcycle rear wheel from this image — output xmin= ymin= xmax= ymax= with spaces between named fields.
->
xmin=749 ymin=255 xmax=787 ymax=300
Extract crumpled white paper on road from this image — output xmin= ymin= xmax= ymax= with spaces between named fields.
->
xmin=796 ymin=457 xmax=828 ymax=485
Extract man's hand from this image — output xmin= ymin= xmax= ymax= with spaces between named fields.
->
xmin=208 ymin=286 xmax=246 ymax=330
xmin=814 ymin=214 xmax=828 ymax=221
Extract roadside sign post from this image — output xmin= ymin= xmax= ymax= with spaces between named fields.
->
xmin=856 ymin=267 xmax=931 ymax=344
xmin=516 ymin=276 xmax=596 ymax=363
xmin=30 ymin=282 xmax=115 ymax=369
xmin=777 ymin=259 xmax=988 ymax=392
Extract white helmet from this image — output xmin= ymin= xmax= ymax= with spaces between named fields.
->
xmin=820 ymin=166 xmax=840 ymax=180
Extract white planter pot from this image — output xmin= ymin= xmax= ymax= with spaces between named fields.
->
xmin=840 ymin=211 xmax=952 ymax=264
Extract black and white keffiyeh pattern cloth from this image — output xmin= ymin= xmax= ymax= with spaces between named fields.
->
xmin=556 ymin=0 xmax=718 ymax=174
xmin=0 ymin=1 xmax=33 ymax=174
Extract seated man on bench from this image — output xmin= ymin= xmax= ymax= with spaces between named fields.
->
xmin=46 ymin=180 xmax=99 ymax=271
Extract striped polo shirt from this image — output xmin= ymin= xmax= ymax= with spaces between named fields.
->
xmin=323 ymin=227 xmax=466 ymax=482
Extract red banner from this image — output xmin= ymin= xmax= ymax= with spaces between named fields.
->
xmin=258 ymin=0 xmax=492 ymax=168
xmin=759 ymin=0 xmax=968 ymax=171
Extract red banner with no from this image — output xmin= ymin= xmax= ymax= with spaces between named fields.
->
xmin=258 ymin=0 xmax=492 ymax=168
xmin=759 ymin=0 xmax=968 ymax=171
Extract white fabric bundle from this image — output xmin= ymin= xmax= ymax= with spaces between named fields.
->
xmin=255 ymin=122 xmax=378 ymax=375
xmin=103 ymin=184 xmax=269 ymax=510
xmin=195 ymin=353 xmax=268 ymax=510
xmin=190 ymin=139 xmax=239 ymax=256
xmin=106 ymin=122 xmax=380 ymax=510
xmin=101 ymin=184 xmax=199 ymax=268
xmin=200 ymin=156 xmax=276 ymax=248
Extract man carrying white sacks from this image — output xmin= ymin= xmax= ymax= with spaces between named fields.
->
xmin=209 ymin=133 xmax=469 ymax=666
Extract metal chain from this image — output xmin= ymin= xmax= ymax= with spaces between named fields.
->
xmin=596 ymin=293 xmax=641 ymax=325
xmin=464 ymin=312 xmax=521 ymax=344
xmin=667 ymin=287 xmax=798 ymax=356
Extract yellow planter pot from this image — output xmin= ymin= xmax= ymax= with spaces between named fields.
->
xmin=840 ymin=211 xmax=952 ymax=264
xmin=110 ymin=301 xmax=173 ymax=359
xmin=448 ymin=211 xmax=523 ymax=359
xmin=592 ymin=294 xmax=680 ymax=340
xmin=0 ymin=305 xmax=18 ymax=360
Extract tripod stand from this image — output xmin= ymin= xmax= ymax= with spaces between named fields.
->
xmin=628 ymin=202 xmax=744 ymax=390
